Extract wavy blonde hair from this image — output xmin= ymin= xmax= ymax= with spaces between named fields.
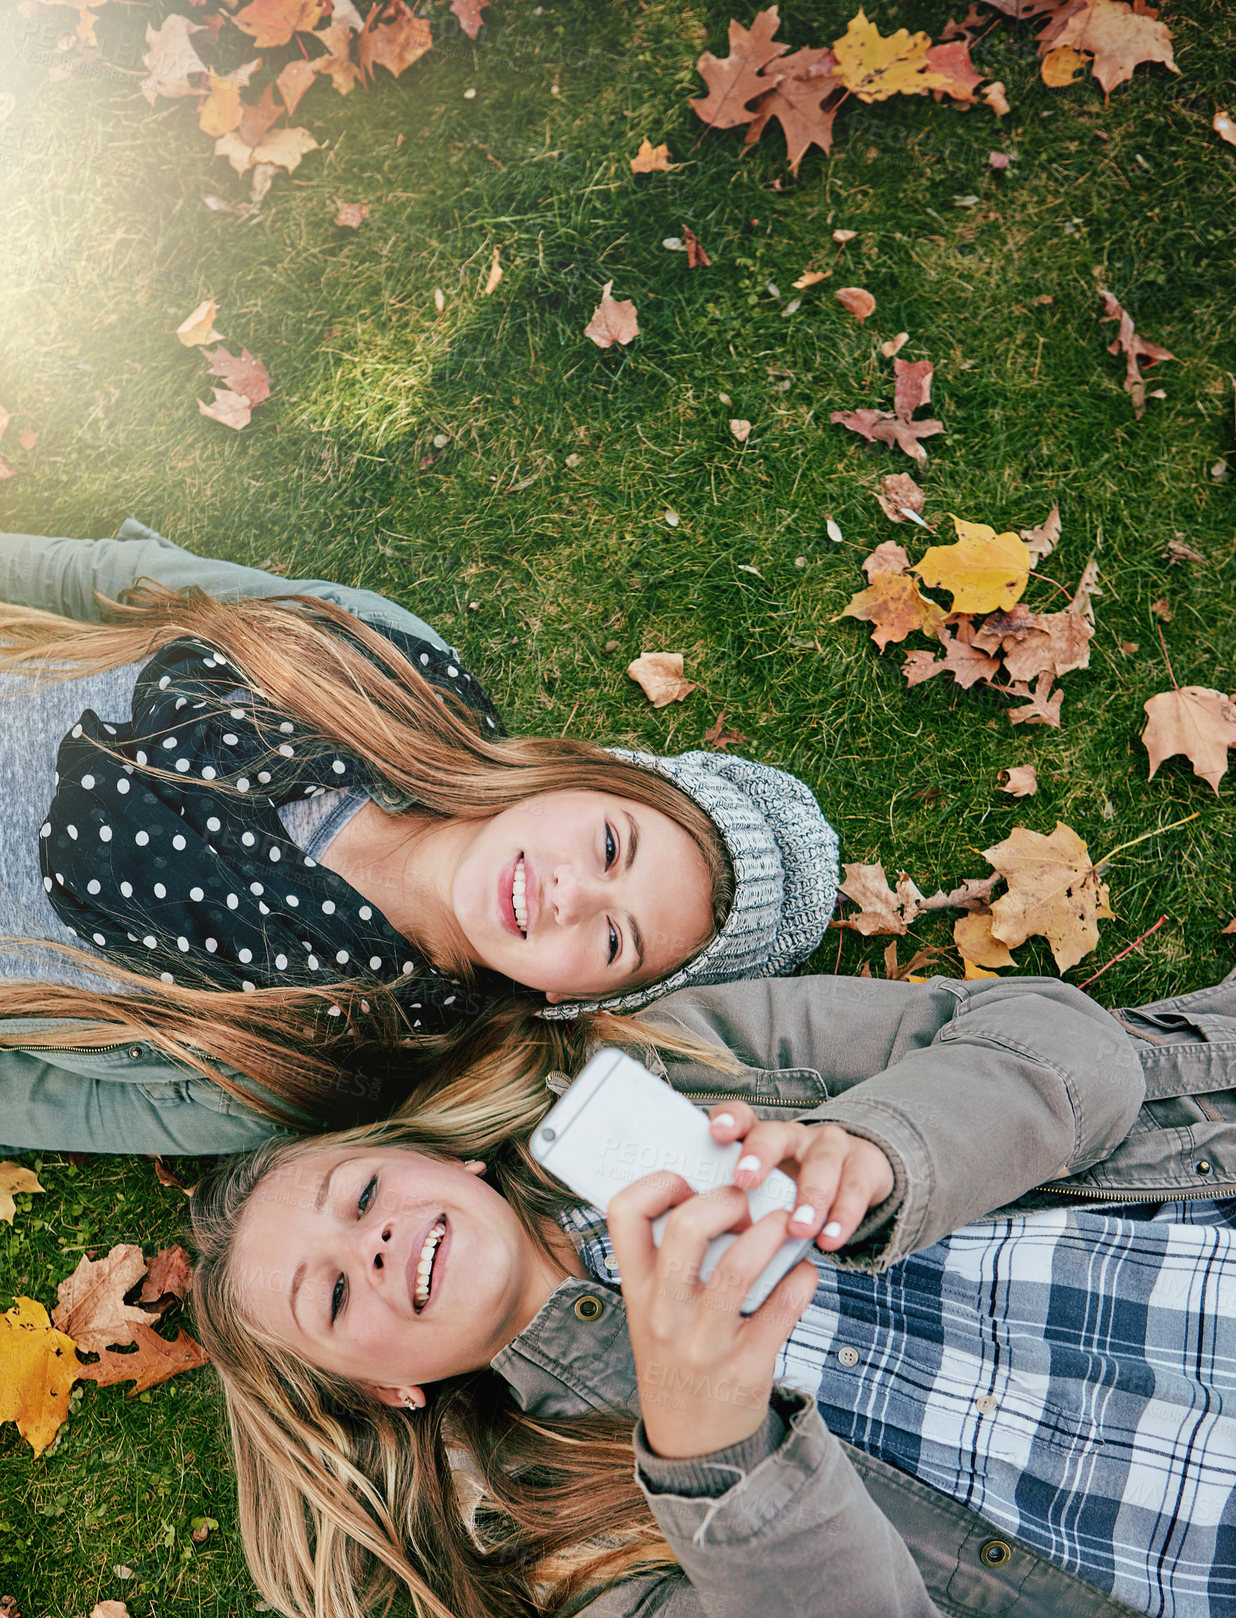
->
xmin=0 ymin=586 xmax=734 ymax=1128
xmin=190 ymin=1105 xmax=684 ymax=1618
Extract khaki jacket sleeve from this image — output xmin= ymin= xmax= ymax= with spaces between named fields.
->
xmin=648 ymin=975 xmax=1146 ymax=1269
xmin=568 ymin=1393 xmax=942 ymax=1618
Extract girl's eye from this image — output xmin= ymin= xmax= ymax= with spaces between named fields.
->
xmin=604 ymin=823 xmax=618 ymax=870
xmin=357 ymin=1175 xmax=376 ymax=1217
xmin=607 ymin=921 xmax=620 ymax=966
xmin=330 ymin=1274 xmax=346 ymax=1324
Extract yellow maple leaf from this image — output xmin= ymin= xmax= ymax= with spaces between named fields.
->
xmin=629 ymin=138 xmax=676 ymax=173
xmin=985 ymin=822 xmax=1113 ymax=973
xmin=841 ymin=572 xmax=945 ymax=650
xmin=0 ymin=1298 xmax=79 ymax=1457
xmin=914 ymin=516 xmax=1030 ymax=614
xmin=1041 ymin=45 xmax=1091 ymax=86
xmin=832 ymin=8 xmax=953 ymax=103
xmin=198 ymin=73 xmax=245 ymax=138
xmin=0 ymin=1162 xmax=44 ymax=1225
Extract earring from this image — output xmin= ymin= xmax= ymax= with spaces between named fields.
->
xmin=402 ymin=1394 xmax=419 ymax=1411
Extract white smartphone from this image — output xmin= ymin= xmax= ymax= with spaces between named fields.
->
xmin=530 ymin=1047 xmax=815 ymax=1315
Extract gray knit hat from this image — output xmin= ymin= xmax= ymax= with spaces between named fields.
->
xmin=541 ymin=748 xmax=839 ymax=1018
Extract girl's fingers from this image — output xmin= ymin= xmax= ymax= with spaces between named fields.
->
xmin=608 ymin=1171 xmax=696 ymax=1281
xmin=700 ymin=1209 xmax=804 ymax=1318
xmin=743 ymin=1257 xmax=819 ymax=1352
xmin=708 ymin=1099 xmax=756 ymax=1142
xmin=726 ymin=1118 xmax=812 ymax=1189
xmin=813 ymin=1140 xmax=896 ymax=1252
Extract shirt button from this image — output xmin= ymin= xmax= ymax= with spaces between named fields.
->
xmin=573 ymin=1295 xmax=604 ymax=1322
xmin=837 ymin=1345 xmax=860 ymax=1367
xmin=974 ymin=1394 xmax=998 ymax=1416
xmin=1195 ymin=1160 xmax=1213 ymax=1175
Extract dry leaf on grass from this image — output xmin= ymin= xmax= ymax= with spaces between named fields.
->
xmin=52 ymin=1244 xmax=148 ymax=1354
xmin=836 ymin=862 xmax=924 ymax=935
xmin=1008 ymin=672 xmax=1064 ymax=728
xmin=841 ymin=571 xmax=945 ymax=650
xmin=876 ymin=471 xmax=924 ymax=523
xmin=140 ymin=14 xmax=207 ymax=104
xmin=1098 ymin=289 xmax=1174 ymax=420
xmin=215 ymin=124 xmax=319 ymax=177
xmin=335 ymin=201 xmax=369 ymax=227
xmin=1165 ymin=537 xmax=1205 ymax=565
xmin=585 ymin=282 xmax=639 ymax=348
xmin=1020 ymin=503 xmax=1061 ymax=564
xmin=138 ymin=1245 xmax=194 ymax=1307
xmin=629 ymin=138 xmax=675 ymax=172
xmin=793 ymin=268 xmax=828 ymax=289
xmin=971 ymin=604 xmax=1093 ymax=682
xmin=702 ymin=712 xmax=750 ymax=750
xmin=983 ymin=80 xmax=1011 ymax=115
xmin=1216 ymin=111 xmax=1236 ymax=148
xmin=863 ymin=539 xmax=911 ymax=578
xmin=76 ymin=1323 xmax=209 ymax=1396
xmin=176 ymin=299 xmax=222 ymax=347
xmin=90 ymin=1603 xmax=130 ymax=1618
xmin=1039 ymin=0 xmax=1178 ymax=96
xmin=1142 ymin=687 xmax=1236 ymax=792
xmin=203 ymin=345 xmax=271 ymax=405
xmin=691 ymin=10 xmax=788 ymax=130
xmin=730 ymin=418 xmax=752 ymax=442
xmin=199 ymin=389 xmax=254 ymax=431
xmin=683 ymin=226 xmax=711 ymax=268
xmin=1041 ymin=44 xmax=1090 ymax=85
xmin=953 ymin=909 xmax=1018 ymax=968
xmin=914 ymin=516 xmax=1030 ymax=613
xmin=0 ymin=1162 xmax=43 ymax=1225
xmin=358 ymin=0 xmax=432 ymax=81
xmin=483 ymin=246 xmax=503 ymax=294
xmin=832 ymin=356 xmax=945 ymax=465
xmin=450 ymin=0 xmax=489 ymax=39
xmin=0 ymin=1298 xmax=78 ymax=1456
xmin=628 ymin=652 xmax=696 ymax=708
xmin=999 ymin=764 xmax=1038 ymax=797
xmin=985 ymin=821 xmax=1112 ymax=971
xmin=233 ymin=0 xmax=324 ymax=48
xmin=881 ymin=331 xmax=909 ymax=358
xmin=902 ymin=618 xmax=1000 ymax=690
xmin=832 ymin=8 xmax=958 ymax=102
xmin=741 ymin=44 xmax=846 ymax=174
xmin=919 ymin=874 xmax=998 ymax=912
xmin=835 ymin=286 xmax=875 ymax=320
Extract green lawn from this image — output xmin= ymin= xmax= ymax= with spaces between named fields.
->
xmin=1 ymin=0 xmax=1234 ymax=1609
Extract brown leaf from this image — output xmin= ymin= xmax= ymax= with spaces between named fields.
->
xmin=976 ymin=606 xmax=1093 ymax=682
xmin=199 ymin=60 xmax=261 ymax=135
xmin=702 ymin=712 xmax=750 ymax=750
xmin=450 ymin=0 xmax=488 ymax=39
xmin=1020 ymin=503 xmax=1061 ymax=564
xmin=1165 ymin=537 xmax=1206 ymax=565
xmin=627 ymin=652 xmax=696 ymax=708
xmin=312 ymin=23 xmax=363 ymax=96
xmin=1215 ymin=110 xmax=1236 ymax=148
xmin=1098 ymin=288 xmax=1174 ymax=420
xmin=202 ymin=345 xmax=271 ymax=406
xmin=198 ymin=388 xmax=253 ymax=431
xmin=52 ymin=1244 xmax=148 ymax=1354
xmin=925 ymin=38 xmax=985 ymax=102
xmin=76 ymin=1323 xmax=209 ymax=1395
xmin=876 ymin=472 xmax=924 ymax=523
xmin=862 ymin=538 xmax=911 ymax=578
xmin=334 ymin=201 xmax=370 ymax=228
xmin=954 ymin=909 xmax=1019 ymax=968
xmin=238 ymin=83 xmax=284 ymax=148
xmin=729 ymin=418 xmax=752 ymax=442
xmin=792 ymin=268 xmax=827 ymax=289
xmin=1221 ymin=916 xmax=1236 ymax=935
xmin=0 ymin=1163 xmax=43 ymax=1225
xmin=234 ymin=0 xmax=323 ymax=47
xmin=275 ymin=56 xmax=319 ymax=117
xmin=831 ymin=407 xmax=944 ymax=464
xmin=883 ymin=941 xmax=947 ymax=981
xmin=629 ymin=138 xmax=676 ymax=173
xmin=138 ymin=1245 xmax=194 ymax=1307
xmin=985 ymin=821 xmax=1111 ymax=972
xmin=999 ymin=764 xmax=1038 ymax=797
xmin=1041 ymin=43 xmax=1090 ymax=85
xmin=90 ymin=1605 xmax=130 ymax=1618
xmin=836 ymin=862 xmax=911 ymax=935
xmin=880 ymin=331 xmax=910 ymax=358
xmin=691 ymin=8 xmax=788 ymax=131
xmin=176 ymin=299 xmax=222 ymax=348
xmin=483 ymin=246 xmax=503 ymax=294
xmin=923 ymin=618 xmax=1002 ymax=689
xmin=741 ymin=45 xmax=845 ymax=175
xmin=1142 ymin=687 xmax=1236 ymax=792
xmin=1069 ymin=558 xmax=1102 ymax=623
xmin=833 ymin=229 xmax=857 ymax=244
xmin=1008 ymin=672 xmax=1063 ymax=728
xmin=841 ymin=572 xmax=946 ymax=650
xmin=1151 ymin=596 xmax=1173 ymax=622
xmin=153 ymin=1156 xmax=196 ymax=1194
xmin=835 ymin=286 xmax=876 ymax=321
xmin=585 ymin=282 xmax=639 ymax=348
xmin=989 ymin=151 xmax=1012 ymax=170
xmin=358 ymin=0 xmax=432 ymax=82
xmin=982 ymin=79 xmax=1011 ymax=114
xmin=919 ymin=874 xmax=999 ymax=912
xmin=941 ymin=3 xmax=988 ymax=41
xmin=1044 ymin=0 xmax=1178 ymax=96
xmin=893 ymin=358 xmax=933 ymax=420
xmin=683 ymin=226 xmax=711 ymax=268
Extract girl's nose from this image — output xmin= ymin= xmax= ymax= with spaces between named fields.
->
xmin=370 ymin=1222 xmax=394 ymax=1271
xmin=550 ymin=865 xmax=598 ymax=925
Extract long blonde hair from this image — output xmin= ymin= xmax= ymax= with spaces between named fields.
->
xmin=190 ymin=1109 xmax=678 ymax=1618
xmin=0 ymin=586 xmax=734 ymax=1127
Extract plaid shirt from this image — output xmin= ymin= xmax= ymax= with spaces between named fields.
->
xmin=563 ymin=1199 xmax=1236 ymax=1618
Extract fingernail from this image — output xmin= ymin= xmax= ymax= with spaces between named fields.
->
xmin=735 ymin=1154 xmax=761 ymax=1176
xmin=790 ymin=1204 xmax=815 ymax=1227
xmin=822 ymin=1221 xmax=843 ymax=1239
xmin=712 ymin=1113 xmax=737 ymax=1129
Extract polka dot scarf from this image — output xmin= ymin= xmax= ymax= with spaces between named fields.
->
xmin=40 ymin=625 xmax=505 ymax=1032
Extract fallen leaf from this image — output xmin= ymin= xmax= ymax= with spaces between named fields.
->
xmin=876 ymin=472 xmax=923 ymax=522
xmin=986 ymin=821 xmax=1112 ymax=971
xmin=835 ymin=286 xmax=876 ymax=321
xmin=198 ymin=61 xmax=261 ymax=136
xmin=862 ymin=539 xmax=911 ymax=578
xmin=881 ymin=331 xmax=909 ymax=358
xmin=914 ymin=516 xmax=1031 ymax=613
xmin=1165 ymin=537 xmax=1206 ymax=565
xmin=683 ymin=226 xmax=711 ymax=268
xmin=903 ymin=617 xmax=1001 ymax=690
xmin=1215 ymin=110 xmax=1236 ymax=148
xmin=1008 ymin=672 xmax=1064 ymax=728
xmin=1068 ymin=558 xmax=1102 ymax=623
xmin=199 ymin=388 xmax=253 ymax=430
xmin=483 ymin=245 xmax=503 ymax=294
xmin=1042 ymin=0 xmax=1178 ymax=96
xmin=842 ymin=571 xmax=946 ymax=650
xmin=882 ymin=941 xmax=947 ymax=980
xmin=52 ymin=1245 xmax=149 ymax=1354
xmin=1222 ymin=916 xmax=1236 ymax=935
xmin=1098 ymin=288 xmax=1174 ymax=420
xmin=152 ymin=1157 xmax=196 ymax=1194
xmin=176 ymin=299 xmax=222 ymax=347
xmin=585 ymin=282 xmax=639 ymax=348
xmin=234 ymin=0 xmax=323 ymax=46
xmin=1020 ymin=503 xmax=1061 ymax=564
xmin=1151 ymin=596 xmax=1173 ymax=622
xmin=1119 ymin=640 xmax=1139 ymax=656
xmin=140 ymin=14 xmax=207 ymax=105
xmin=825 ymin=515 xmax=843 ymax=544
xmin=138 ymin=1245 xmax=194 ymax=1306
xmin=0 ymin=1298 xmax=78 ymax=1456
xmin=836 ymin=862 xmax=919 ymax=935
xmin=628 ymin=652 xmax=696 ymax=708
xmin=90 ymin=1605 xmax=130 ymax=1618
xmin=276 ymin=56 xmax=319 ymax=117
xmin=833 ymin=228 xmax=857 ymax=243
xmin=972 ymin=604 xmax=1093 ymax=682
xmin=313 ymin=22 xmax=363 ymax=95
xmin=730 ymin=418 xmax=752 ymax=442
xmin=982 ymin=79 xmax=1011 ymax=115
xmin=741 ymin=44 xmax=846 ymax=174
xmin=832 ymin=8 xmax=955 ymax=102
xmin=1142 ymin=687 xmax=1236 ymax=792
xmin=358 ymin=0 xmax=432 ymax=81
xmin=76 ymin=1323 xmax=209 ymax=1395
xmin=999 ymin=764 xmax=1038 ymax=797
xmin=629 ymin=138 xmax=675 ymax=173
xmin=1041 ymin=43 xmax=1090 ymax=85
xmin=691 ymin=8 xmax=788 ymax=131
xmin=203 ymin=345 xmax=271 ymax=405
xmin=989 ymin=151 xmax=1012 ymax=170
xmin=216 ymin=124 xmax=319 ymax=176
xmin=450 ymin=0 xmax=488 ymax=39
xmin=954 ymin=909 xmax=1019 ymax=968
xmin=792 ymin=268 xmax=827 ymax=289
xmin=702 ymin=712 xmax=750 ymax=750
xmin=831 ymin=356 xmax=945 ymax=464
xmin=0 ymin=1163 xmax=43 ymax=1225
xmin=925 ymin=38 xmax=985 ymax=102
xmin=919 ymin=874 xmax=999 ymax=912
xmin=334 ymin=201 xmax=369 ymax=228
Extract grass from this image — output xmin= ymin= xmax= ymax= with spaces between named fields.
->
xmin=1 ymin=0 xmax=1235 ymax=1608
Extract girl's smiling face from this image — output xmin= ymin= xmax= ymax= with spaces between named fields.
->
xmin=231 ymin=1145 xmax=574 ymax=1402
xmin=449 ymin=789 xmax=715 ymax=1001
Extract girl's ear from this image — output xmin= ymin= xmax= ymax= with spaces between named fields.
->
xmin=369 ymin=1383 xmax=427 ymax=1411
xmin=462 ymin=1159 xmax=487 ymax=1176
xmin=543 ymin=991 xmax=565 ymax=1005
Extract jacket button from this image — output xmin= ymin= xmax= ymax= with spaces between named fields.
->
xmin=980 ymin=1539 xmax=1012 ymax=1567
xmin=127 ymin=1045 xmax=144 ymax=1060
xmin=1195 ymin=1160 xmax=1213 ymax=1175
xmin=573 ymin=1295 xmax=604 ymax=1322
xmin=837 ymin=1346 xmax=860 ymax=1367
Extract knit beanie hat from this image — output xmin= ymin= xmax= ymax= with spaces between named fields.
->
xmin=541 ymin=748 xmax=839 ymax=1019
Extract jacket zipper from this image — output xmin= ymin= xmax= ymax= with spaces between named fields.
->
xmin=677 ymin=1090 xmax=808 ymax=1107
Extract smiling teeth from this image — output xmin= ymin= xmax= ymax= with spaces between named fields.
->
xmin=414 ymin=1219 xmax=446 ymax=1311
xmin=512 ymin=855 xmax=528 ymax=937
